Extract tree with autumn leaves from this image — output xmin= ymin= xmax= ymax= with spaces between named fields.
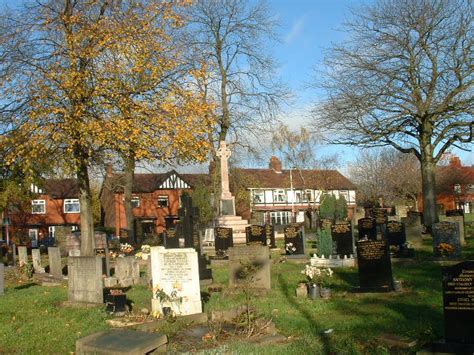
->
xmin=1 ymin=1 xmax=215 ymax=255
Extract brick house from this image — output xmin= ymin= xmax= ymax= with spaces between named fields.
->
xmin=8 ymin=179 xmax=81 ymax=246
xmin=100 ymin=167 xmax=206 ymax=241
xmin=419 ymin=156 xmax=474 ymax=214
xmin=233 ymin=157 xmax=357 ymax=226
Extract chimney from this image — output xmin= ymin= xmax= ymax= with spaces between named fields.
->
xmin=269 ymin=156 xmax=282 ymax=173
xmin=449 ymin=156 xmax=462 ymax=168
xmin=105 ymin=164 xmax=114 ymax=177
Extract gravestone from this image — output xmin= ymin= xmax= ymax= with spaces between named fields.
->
xmin=214 ymin=227 xmax=233 ymax=257
xmin=228 ymin=245 xmax=270 ymax=289
xmin=18 ymin=246 xmax=27 ymax=266
xmin=198 ymin=255 xmax=213 ymax=284
xmin=406 ymin=211 xmax=422 ymax=226
xmin=284 ymin=224 xmax=305 ymax=255
xmin=68 ymin=256 xmax=103 ymax=304
xmin=216 ymin=141 xmax=236 ymax=216
xmin=386 ymin=221 xmax=406 ymax=247
xmin=432 ymin=261 xmax=474 ymax=353
xmin=443 ymin=215 xmax=465 ymax=246
xmin=264 ymin=224 xmax=276 ymax=248
xmin=48 ymin=247 xmax=63 ymax=278
xmin=164 ymin=227 xmax=180 ymax=249
xmin=373 ymin=208 xmax=388 ymax=225
xmin=446 ymin=209 xmax=464 ymax=217
xmin=114 ymin=256 xmax=140 ymax=287
xmin=245 ymin=225 xmax=266 ymax=246
xmin=0 ymin=263 xmax=4 ymax=295
xmin=150 ymin=247 xmax=202 ymax=316
xmin=12 ymin=244 xmax=17 ymax=267
xmin=358 ymin=218 xmax=377 ymax=240
xmin=355 ymin=240 xmax=393 ymax=292
xmin=432 ymin=222 xmax=461 ymax=258
xmin=331 ymin=222 xmax=353 ymax=257
xmin=179 ymin=194 xmax=199 ymax=249
xmin=31 ymin=249 xmax=45 ymax=273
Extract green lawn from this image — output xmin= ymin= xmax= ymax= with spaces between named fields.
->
xmin=1 ymin=238 xmax=473 ymax=353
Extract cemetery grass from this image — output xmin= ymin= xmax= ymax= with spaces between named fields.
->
xmin=0 ymin=239 xmax=473 ymax=353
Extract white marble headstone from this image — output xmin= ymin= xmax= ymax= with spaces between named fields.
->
xmin=150 ymin=247 xmax=202 ymax=316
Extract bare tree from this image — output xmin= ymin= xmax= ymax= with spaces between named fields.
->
xmin=349 ymin=148 xmax=421 ymax=209
xmin=185 ymin=0 xmax=288 ymax=152
xmin=312 ymin=0 xmax=473 ymax=228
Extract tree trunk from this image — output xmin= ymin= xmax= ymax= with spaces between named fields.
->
xmin=123 ymin=154 xmax=136 ymax=243
xmin=77 ymin=158 xmax=95 ymax=256
xmin=420 ymin=156 xmax=439 ymax=230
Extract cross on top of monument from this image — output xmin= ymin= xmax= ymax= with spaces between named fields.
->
xmin=216 ymin=140 xmax=231 ymax=160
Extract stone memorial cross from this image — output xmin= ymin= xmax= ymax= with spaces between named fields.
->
xmin=216 ymin=141 xmax=232 ymax=200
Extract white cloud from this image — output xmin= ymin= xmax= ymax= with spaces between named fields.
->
xmin=284 ymin=16 xmax=306 ymax=44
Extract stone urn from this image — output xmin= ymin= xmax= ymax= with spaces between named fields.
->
xmin=320 ymin=287 xmax=331 ymax=299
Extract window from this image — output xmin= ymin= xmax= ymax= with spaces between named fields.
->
xmin=454 ymin=184 xmax=461 ymax=194
xmin=253 ymin=190 xmax=264 ymax=203
xmin=32 ymin=200 xmax=46 ymax=214
xmin=29 ymin=229 xmax=38 ymax=241
xmin=64 ymin=199 xmax=80 ymax=213
xmin=158 ymin=196 xmax=169 ymax=208
xmin=131 ymin=196 xmax=140 ymax=208
xmin=295 ymin=191 xmax=303 ymax=203
xmin=270 ymin=211 xmax=291 ymax=225
xmin=71 ymin=225 xmax=79 ymax=232
xmin=305 ymin=189 xmax=313 ymax=202
xmin=274 ymin=190 xmax=286 ymax=203
xmin=48 ymin=226 xmax=55 ymax=239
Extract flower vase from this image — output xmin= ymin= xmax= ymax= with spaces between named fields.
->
xmin=307 ymin=283 xmax=320 ymax=300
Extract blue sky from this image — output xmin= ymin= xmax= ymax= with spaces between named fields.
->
xmin=1 ymin=0 xmax=472 ymax=169
xmin=266 ymin=0 xmax=472 ymax=167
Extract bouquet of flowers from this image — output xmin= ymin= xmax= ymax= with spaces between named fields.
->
xmin=436 ymin=243 xmax=455 ymax=257
xmin=285 ymin=242 xmax=296 ymax=255
xmin=120 ymin=243 xmax=134 ymax=255
xmin=301 ymin=264 xmax=333 ymax=287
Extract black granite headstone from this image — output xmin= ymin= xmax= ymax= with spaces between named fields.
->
xmin=358 ymin=218 xmax=377 ymax=240
xmin=356 ymin=240 xmax=393 ymax=292
xmin=164 ymin=227 xmax=179 ymax=249
xmin=264 ymin=224 xmax=276 ymax=248
xmin=373 ymin=209 xmax=388 ymax=225
xmin=245 ymin=225 xmax=266 ymax=246
xmin=331 ymin=222 xmax=353 ymax=257
xmin=198 ymin=255 xmax=213 ymax=282
xmin=432 ymin=222 xmax=461 ymax=258
xmin=386 ymin=221 xmax=406 ymax=246
xmin=178 ymin=194 xmax=199 ymax=249
xmin=446 ymin=209 xmax=464 ymax=217
xmin=284 ymin=224 xmax=305 ymax=255
xmin=432 ymin=261 xmax=474 ymax=353
xmin=214 ymin=227 xmax=233 ymax=257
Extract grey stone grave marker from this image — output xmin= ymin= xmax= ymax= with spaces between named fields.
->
xmin=76 ymin=329 xmax=167 ymax=354
xmin=68 ymin=256 xmax=103 ymax=304
xmin=48 ymin=247 xmax=63 ymax=278
xmin=432 ymin=222 xmax=461 ymax=258
xmin=228 ymin=245 xmax=270 ymax=290
xmin=115 ymin=256 xmax=140 ymax=287
xmin=443 ymin=214 xmax=465 ymax=246
xmin=18 ymin=246 xmax=27 ymax=266
xmin=31 ymin=249 xmax=45 ymax=273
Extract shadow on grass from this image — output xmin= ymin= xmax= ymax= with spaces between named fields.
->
xmin=14 ymin=282 xmax=38 ymax=290
xmin=277 ymin=274 xmax=333 ymax=354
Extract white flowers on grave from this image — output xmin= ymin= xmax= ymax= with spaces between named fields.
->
xmin=120 ymin=243 xmax=134 ymax=255
xmin=135 ymin=245 xmax=151 ymax=260
xmin=285 ymin=242 xmax=297 ymax=254
xmin=302 ymin=264 xmax=333 ymax=287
